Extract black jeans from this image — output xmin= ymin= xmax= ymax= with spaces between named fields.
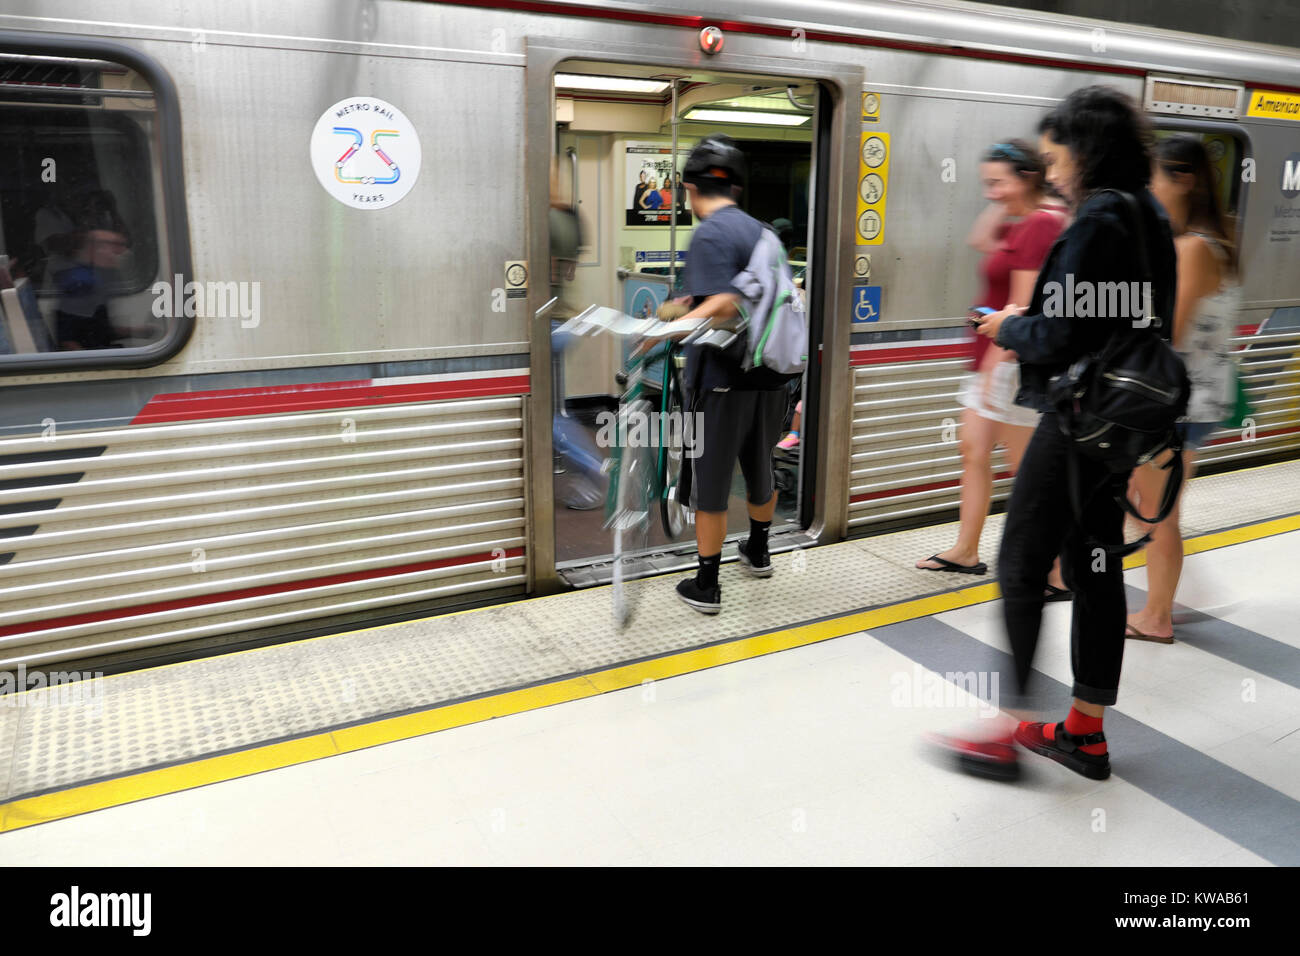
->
xmin=998 ymin=413 xmax=1129 ymax=707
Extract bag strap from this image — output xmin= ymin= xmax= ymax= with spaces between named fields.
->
xmin=1058 ymin=191 xmax=1180 ymax=558
xmin=1096 ymin=188 xmax=1160 ymax=333
xmin=1066 ymin=438 xmax=1185 ymax=558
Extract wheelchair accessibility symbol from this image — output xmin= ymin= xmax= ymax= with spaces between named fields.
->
xmin=852 ymin=285 xmax=881 ymax=324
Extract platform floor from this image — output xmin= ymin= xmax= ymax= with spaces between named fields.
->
xmin=1 ymin=460 xmax=1297 ymax=865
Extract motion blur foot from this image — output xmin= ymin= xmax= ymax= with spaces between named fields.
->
xmin=925 ymin=726 xmax=1020 ymax=781
xmin=737 ymin=537 xmax=773 ymax=578
xmin=676 ymin=577 xmax=721 ymax=614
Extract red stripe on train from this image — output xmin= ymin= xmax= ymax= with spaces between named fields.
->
xmin=851 ymin=343 xmax=974 ymax=366
xmin=852 ymin=425 xmax=1300 ymax=503
xmin=1204 ymin=424 xmax=1300 ymax=447
xmin=848 ymin=327 xmax=1276 ymax=367
xmin=851 ymin=471 xmax=1015 ymax=503
xmin=0 ymin=548 xmax=525 ymax=641
xmin=132 ymin=375 xmax=532 ymax=424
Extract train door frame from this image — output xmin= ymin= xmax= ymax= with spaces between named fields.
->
xmin=523 ymin=34 xmax=863 ymax=593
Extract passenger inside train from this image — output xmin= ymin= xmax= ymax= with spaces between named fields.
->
xmin=1 ymin=77 xmax=164 ymax=355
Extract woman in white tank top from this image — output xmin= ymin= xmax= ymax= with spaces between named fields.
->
xmin=1127 ymin=135 xmax=1241 ymax=643
xmin=1180 ymin=232 xmax=1241 ymax=426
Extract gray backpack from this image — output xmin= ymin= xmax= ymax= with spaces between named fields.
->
xmin=730 ymin=228 xmax=808 ymax=376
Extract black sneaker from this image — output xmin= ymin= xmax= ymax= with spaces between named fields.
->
xmin=676 ymin=577 xmax=721 ymax=614
xmin=736 ymin=538 xmax=774 ymax=578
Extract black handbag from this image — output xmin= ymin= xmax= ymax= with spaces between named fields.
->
xmin=1044 ymin=189 xmax=1191 ymax=557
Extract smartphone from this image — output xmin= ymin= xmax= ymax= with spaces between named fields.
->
xmin=968 ymin=305 xmax=994 ymax=329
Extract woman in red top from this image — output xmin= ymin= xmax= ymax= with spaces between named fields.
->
xmin=917 ymin=141 xmax=1066 ymax=587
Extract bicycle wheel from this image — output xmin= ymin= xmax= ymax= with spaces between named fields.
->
xmin=610 ymin=398 xmax=656 ymax=627
xmin=659 ymin=351 xmax=690 ymax=539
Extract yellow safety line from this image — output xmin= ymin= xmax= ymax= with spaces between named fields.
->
xmin=1 ymin=510 xmax=1297 ymax=834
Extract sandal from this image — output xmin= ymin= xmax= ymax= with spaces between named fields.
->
xmin=1013 ymin=722 xmax=1111 ymax=780
xmin=1125 ymin=623 xmax=1174 ymax=644
xmin=1043 ymin=584 xmax=1072 ymax=602
xmin=917 ymin=554 xmax=988 ymax=575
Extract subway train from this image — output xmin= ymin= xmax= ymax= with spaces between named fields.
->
xmin=0 ymin=0 xmax=1297 ymax=673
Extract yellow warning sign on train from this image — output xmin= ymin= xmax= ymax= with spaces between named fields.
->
xmin=857 ymin=131 xmax=889 ymax=244
xmin=1246 ymin=89 xmax=1300 ymax=121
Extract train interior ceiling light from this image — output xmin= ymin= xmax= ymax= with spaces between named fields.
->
xmin=680 ymin=107 xmax=810 ymax=126
xmin=555 ymin=68 xmax=815 ymax=123
xmin=554 ymin=74 xmax=670 ymax=94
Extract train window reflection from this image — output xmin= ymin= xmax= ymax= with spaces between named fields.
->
xmin=1154 ymin=127 xmax=1247 ymax=222
xmin=0 ymin=55 xmax=166 ymax=357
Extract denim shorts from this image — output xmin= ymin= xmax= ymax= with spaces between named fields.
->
xmin=1179 ymin=420 xmax=1218 ymax=450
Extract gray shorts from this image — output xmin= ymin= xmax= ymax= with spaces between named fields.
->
xmin=689 ymin=388 xmax=788 ymax=513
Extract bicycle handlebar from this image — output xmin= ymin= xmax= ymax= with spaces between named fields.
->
xmin=552 ymin=305 xmax=743 ymax=351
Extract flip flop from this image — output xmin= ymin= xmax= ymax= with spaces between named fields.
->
xmin=1044 ymin=584 xmax=1073 ymax=602
xmin=918 ymin=554 xmax=988 ymax=575
xmin=1125 ymin=623 xmax=1174 ymax=644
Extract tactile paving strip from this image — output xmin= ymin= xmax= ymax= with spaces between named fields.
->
xmin=1175 ymin=463 xmax=1298 ymax=535
xmin=2 ymin=459 xmax=1298 ymax=803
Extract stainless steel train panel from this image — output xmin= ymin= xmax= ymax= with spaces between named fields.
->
xmin=0 ymin=7 xmax=530 ymax=388
xmin=0 ymin=0 xmax=1297 ymax=654
xmin=849 ymin=357 xmax=1010 ymax=528
xmin=861 ymin=68 xmax=1142 ymax=335
xmin=847 ymin=322 xmax=1300 ymax=530
xmin=0 ymin=396 xmax=528 ymax=668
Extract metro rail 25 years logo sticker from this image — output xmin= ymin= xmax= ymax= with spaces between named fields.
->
xmin=310 ymin=97 xmax=422 ymax=209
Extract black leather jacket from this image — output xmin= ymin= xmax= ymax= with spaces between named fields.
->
xmin=996 ymin=188 xmax=1178 ymax=412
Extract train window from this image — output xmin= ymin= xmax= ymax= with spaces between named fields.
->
xmin=1153 ymin=127 xmax=1247 ymax=220
xmin=0 ymin=44 xmax=189 ymax=370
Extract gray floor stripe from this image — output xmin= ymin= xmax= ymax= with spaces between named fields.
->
xmin=867 ymin=616 xmax=1299 ymax=867
xmin=1126 ymin=585 xmax=1300 ymax=690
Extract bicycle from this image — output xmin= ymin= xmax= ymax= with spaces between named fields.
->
xmin=553 ymin=305 xmax=730 ymax=625
xmin=604 ymin=336 xmax=691 ymax=625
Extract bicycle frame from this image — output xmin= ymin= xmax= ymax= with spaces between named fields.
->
xmin=604 ymin=339 xmax=682 ymax=531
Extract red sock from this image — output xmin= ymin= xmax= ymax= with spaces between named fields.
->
xmin=1045 ymin=708 xmax=1107 ymax=755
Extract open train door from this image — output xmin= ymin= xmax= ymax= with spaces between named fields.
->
xmin=522 ymin=30 xmax=863 ymax=592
